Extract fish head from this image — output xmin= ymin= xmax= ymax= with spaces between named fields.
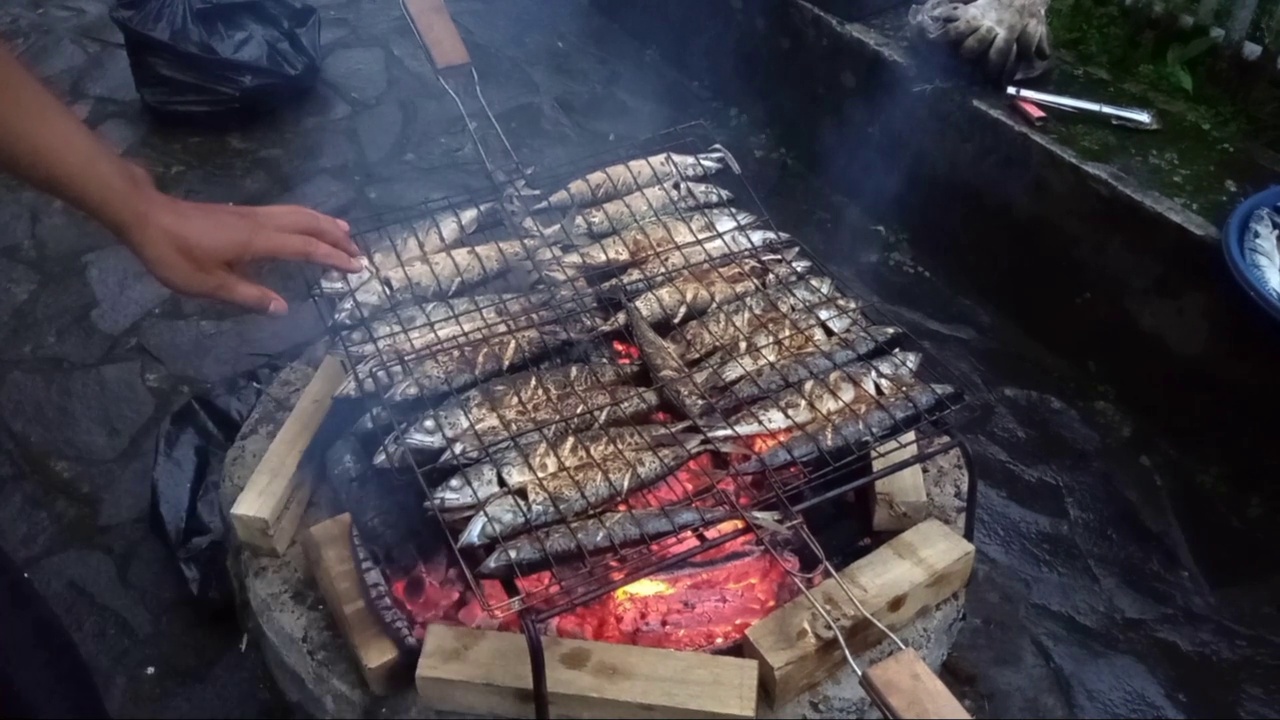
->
xmin=353 ymin=407 xmax=391 ymax=436
xmin=674 ymin=179 xmax=734 ymax=206
xmin=457 ymin=492 xmax=531 ymax=548
xmin=672 ymin=152 xmax=726 ymax=178
xmin=798 ymin=275 xmax=837 ymax=300
xmin=815 ymin=297 xmax=862 ymax=335
xmin=320 ymin=256 xmax=375 ymax=296
xmin=743 ymin=228 xmax=792 ymax=250
xmin=702 ymin=208 xmax=758 ymax=235
xmin=401 ymin=414 xmax=447 ymax=450
xmin=764 ymin=252 xmax=813 ymax=282
xmin=877 ymin=350 xmax=923 ymax=379
xmin=431 ymin=466 xmax=499 ymax=510
xmin=476 ymin=547 xmax=514 ymax=576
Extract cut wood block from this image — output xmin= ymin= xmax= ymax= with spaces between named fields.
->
xmin=872 ymin=431 xmax=929 ymax=532
xmin=744 ymin=518 xmax=975 ymax=706
xmin=416 ymin=625 xmax=759 ymax=719
xmin=862 ymin=648 xmax=971 ymax=719
xmin=231 ymin=354 xmax=344 ymax=555
xmin=303 ymin=513 xmax=402 ymax=695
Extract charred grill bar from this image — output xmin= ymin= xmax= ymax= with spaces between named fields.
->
xmin=309 ymin=122 xmax=976 ymax=717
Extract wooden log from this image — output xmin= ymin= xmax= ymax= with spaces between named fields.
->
xmin=231 ymin=354 xmax=345 ymax=555
xmin=861 ymin=648 xmax=970 ymax=719
xmin=872 ymin=431 xmax=929 ymax=532
xmin=302 ymin=513 xmax=402 ymax=695
xmin=744 ymin=518 xmax=975 ymax=707
xmin=416 ymin=625 xmax=759 ymax=719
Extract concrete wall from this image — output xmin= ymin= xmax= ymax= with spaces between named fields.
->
xmin=595 ymin=0 xmax=1280 ymax=536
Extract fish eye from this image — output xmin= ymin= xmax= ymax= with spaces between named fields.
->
xmin=419 ymin=415 xmax=438 ymax=433
xmin=447 ymin=477 xmax=463 ymax=490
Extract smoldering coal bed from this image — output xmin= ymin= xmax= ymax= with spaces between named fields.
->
xmin=227 ymin=347 xmax=975 ymax=720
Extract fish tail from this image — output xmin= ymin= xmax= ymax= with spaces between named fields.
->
xmin=457 ymin=513 xmax=492 ymax=549
xmin=745 ymin=510 xmax=790 ymax=534
xmin=706 ymin=143 xmax=742 ymax=175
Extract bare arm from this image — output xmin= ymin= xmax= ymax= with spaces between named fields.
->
xmin=0 ymin=42 xmax=363 ymax=315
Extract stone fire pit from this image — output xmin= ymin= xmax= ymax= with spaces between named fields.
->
xmin=221 ymin=347 xmax=974 ymax=719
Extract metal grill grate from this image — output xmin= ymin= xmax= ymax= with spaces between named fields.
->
xmin=309 ymin=122 xmax=974 ymax=624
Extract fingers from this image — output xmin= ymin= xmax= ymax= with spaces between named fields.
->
xmin=987 ymin=32 xmax=1018 ymax=82
xmin=1035 ymin=23 xmax=1052 ymax=61
xmin=941 ymin=10 xmax=985 ymax=42
xmin=254 ymin=231 xmax=365 ymax=273
xmin=958 ymin=23 xmax=998 ymax=60
xmin=253 ymin=205 xmax=361 ymax=258
xmin=1015 ymin=18 xmax=1040 ymax=63
xmin=208 ymin=273 xmax=290 ymax=317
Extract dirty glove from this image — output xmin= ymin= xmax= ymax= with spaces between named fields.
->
xmin=908 ymin=0 xmax=1052 ymax=84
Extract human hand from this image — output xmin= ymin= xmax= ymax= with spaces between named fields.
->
xmin=908 ymin=0 xmax=1052 ymax=84
xmin=118 ymin=173 xmax=363 ymax=316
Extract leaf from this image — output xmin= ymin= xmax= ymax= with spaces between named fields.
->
xmin=1171 ymin=64 xmax=1194 ymax=95
xmin=1178 ymin=34 xmax=1217 ymax=62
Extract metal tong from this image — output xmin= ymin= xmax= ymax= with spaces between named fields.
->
xmin=1006 ymin=86 xmax=1161 ymax=131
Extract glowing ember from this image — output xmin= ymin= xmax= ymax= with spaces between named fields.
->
xmin=379 ymin=426 xmax=815 ymax=653
xmin=612 ymin=339 xmax=641 ymax=364
xmin=549 ymin=546 xmax=801 ymax=652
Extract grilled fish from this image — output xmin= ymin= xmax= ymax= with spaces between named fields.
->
xmin=476 ymin=505 xmax=745 ymax=576
xmin=458 ymin=436 xmax=715 ymax=547
xmin=596 ymin=229 xmax=794 ymax=295
xmin=319 ymin=203 xmax=492 ymax=295
xmin=627 ymin=304 xmax=714 ymax=419
xmin=535 ymin=208 xmax=759 ymax=282
xmin=733 ymin=384 xmax=962 ymax=473
xmin=699 ymin=358 xmax=912 ymax=438
xmin=573 ymin=180 xmax=733 ymax=238
xmin=1245 ymin=206 xmax=1280 ymax=299
xmin=722 ymin=349 xmax=923 ymax=409
xmin=330 ymin=237 xmax=537 ymax=326
xmin=673 ymin=292 xmax=859 ymax=365
xmin=370 ymin=326 xmax=575 ymax=404
xmin=429 ymin=422 xmax=698 ymax=510
xmin=604 ymin=251 xmax=813 ymax=332
xmin=532 ymin=151 xmax=729 ymax=211
xmin=401 ymin=363 xmax=655 ymax=459
xmin=699 ymin=325 xmax=903 ymax=389
xmin=337 ymin=292 xmax=598 ymax=359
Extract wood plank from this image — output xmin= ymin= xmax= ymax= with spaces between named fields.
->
xmin=416 ymin=625 xmax=758 ymax=719
xmin=861 ymin=648 xmax=971 ymax=719
xmin=403 ymin=0 xmax=472 ymax=70
xmin=231 ymin=354 xmax=344 ymax=555
xmin=303 ymin=513 xmax=403 ymax=695
xmin=744 ymin=519 xmax=975 ymax=707
xmin=872 ymin=431 xmax=929 ymax=532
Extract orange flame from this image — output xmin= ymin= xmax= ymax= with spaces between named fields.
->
xmin=615 ymin=577 xmax=675 ymax=600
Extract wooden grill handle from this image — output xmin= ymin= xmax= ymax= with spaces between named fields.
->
xmin=859 ymin=648 xmax=971 ymax=719
xmin=403 ymin=0 xmax=471 ymax=70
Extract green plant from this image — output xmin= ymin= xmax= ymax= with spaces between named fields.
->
xmin=1165 ymin=35 xmax=1217 ymax=95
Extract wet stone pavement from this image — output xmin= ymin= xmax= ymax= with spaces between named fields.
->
xmin=0 ymin=0 xmax=1276 ymax=718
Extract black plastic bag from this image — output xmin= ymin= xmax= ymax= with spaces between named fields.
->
xmin=111 ymin=0 xmax=321 ymax=122
xmin=150 ymin=365 xmax=280 ymax=612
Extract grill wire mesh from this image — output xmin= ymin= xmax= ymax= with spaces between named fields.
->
xmin=308 ymin=122 xmax=973 ymax=623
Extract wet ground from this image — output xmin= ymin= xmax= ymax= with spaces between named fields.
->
xmin=0 ymin=0 xmax=1275 ymax=717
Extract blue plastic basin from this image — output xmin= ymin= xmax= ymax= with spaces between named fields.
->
xmin=1222 ymin=185 xmax=1280 ymax=323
